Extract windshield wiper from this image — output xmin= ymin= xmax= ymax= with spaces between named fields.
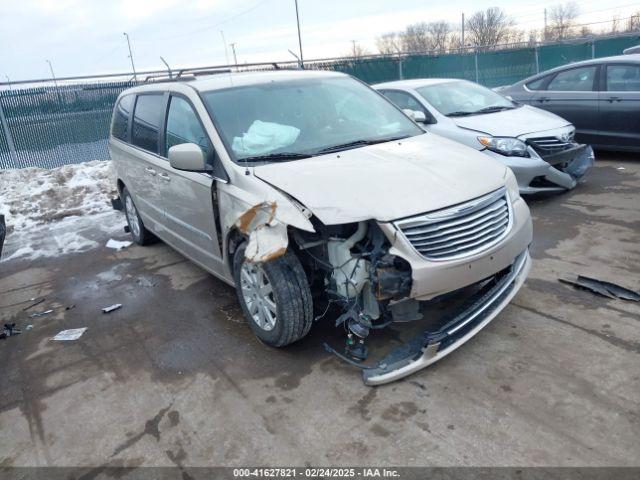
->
xmin=447 ymin=111 xmax=476 ymax=117
xmin=238 ymin=152 xmax=312 ymax=163
xmin=316 ymin=135 xmax=411 ymax=154
xmin=473 ymin=105 xmax=515 ymax=114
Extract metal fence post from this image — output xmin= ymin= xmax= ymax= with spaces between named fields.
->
xmin=474 ymin=50 xmax=479 ymax=83
xmin=0 ymin=96 xmax=18 ymax=166
xmin=398 ymin=57 xmax=404 ymax=80
xmin=534 ymin=45 xmax=540 ymax=73
xmin=591 ymin=40 xmax=595 ymax=58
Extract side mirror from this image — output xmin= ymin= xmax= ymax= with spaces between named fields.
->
xmin=168 ymin=143 xmax=208 ymax=172
xmin=402 ymin=108 xmax=427 ymax=124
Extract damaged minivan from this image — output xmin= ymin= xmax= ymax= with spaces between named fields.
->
xmin=109 ymin=70 xmax=532 ymax=384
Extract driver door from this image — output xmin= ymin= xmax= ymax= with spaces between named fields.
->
xmin=155 ymin=93 xmax=224 ymax=272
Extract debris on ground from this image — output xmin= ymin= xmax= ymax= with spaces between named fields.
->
xmin=106 ymin=239 xmax=132 ymax=250
xmin=102 ymin=303 xmax=122 ymax=313
xmin=560 ymin=276 xmax=640 ymax=302
xmin=0 ymin=214 xmax=5 ymax=258
xmin=29 ymin=309 xmax=54 ymax=318
xmin=22 ymin=297 xmax=45 ymax=311
xmin=52 ymin=328 xmax=87 ymax=341
xmin=617 ymin=167 xmax=626 ymax=170
xmin=25 ymin=324 xmax=33 ymax=331
xmin=1 ymin=323 xmax=21 ymax=339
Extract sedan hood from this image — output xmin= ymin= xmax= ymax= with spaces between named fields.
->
xmin=452 ymin=105 xmax=571 ymax=137
xmin=254 ymin=134 xmax=506 ymax=225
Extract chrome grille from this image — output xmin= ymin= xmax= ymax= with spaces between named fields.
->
xmin=527 ymin=135 xmax=574 ymax=156
xmin=395 ymin=188 xmax=511 ymax=261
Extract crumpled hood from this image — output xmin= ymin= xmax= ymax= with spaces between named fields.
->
xmin=452 ymin=105 xmax=571 ymax=137
xmin=254 ymin=134 xmax=507 ymax=225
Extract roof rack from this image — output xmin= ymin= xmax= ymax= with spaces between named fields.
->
xmin=144 ymin=67 xmax=233 ymax=83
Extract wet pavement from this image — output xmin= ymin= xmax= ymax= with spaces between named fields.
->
xmin=0 ymin=153 xmax=639 ymax=467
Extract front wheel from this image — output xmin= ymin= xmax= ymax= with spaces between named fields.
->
xmin=233 ymin=244 xmax=313 ymax=347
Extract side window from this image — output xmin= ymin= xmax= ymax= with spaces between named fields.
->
xmin=547 ymin=66 xmax=597 ymax=92
xmin=383 ymin=90 xmax=428 ymax=115
xmin=526 ymin=76 xmax=548 ymax=90
xmin=165 ymin=96 xmax=213 ymax=162
xmin=131 ymin=94 xmax=164 ymax=153
xmin=606 ymin=64 xmax=640 ymax=92
xmin=111 ymin=94 xmax=134 ymax=141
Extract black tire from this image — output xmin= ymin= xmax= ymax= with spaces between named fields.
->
xmin=233 ymin=243 xmax=313 ymax=347
xmin=122 ymin=187 xmax=155 ymax=246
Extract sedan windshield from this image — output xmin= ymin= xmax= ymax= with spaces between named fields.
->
xmin=416 ymin=80 xmax=517 ymax=117
xmin=202 ymin=76 xmax=423 ymax=162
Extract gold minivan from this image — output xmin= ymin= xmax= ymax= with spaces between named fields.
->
xmin=109 ymin=70 xmax=532 ymax=384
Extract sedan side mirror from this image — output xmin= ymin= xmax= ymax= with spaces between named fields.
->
xmin=402 ymin=108 xmax=428 ymax=124
xmin=168 ymin=143 xmax=209 ymax=172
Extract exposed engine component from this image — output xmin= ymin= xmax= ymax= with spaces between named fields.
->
xmin=293 ymin=219 xmax=416 ymax=363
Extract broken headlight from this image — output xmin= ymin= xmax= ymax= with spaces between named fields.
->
xmin=478 ymin=136 xmax=529 ymax=158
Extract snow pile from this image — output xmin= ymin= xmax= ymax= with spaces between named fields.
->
xmin=0 ymin=160 xmax=126 ymax=261
xmin=0 ymin=160 xmax=117 ymax=232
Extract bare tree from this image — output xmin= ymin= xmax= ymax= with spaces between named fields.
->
xmin=628 ymin=11 xmax=640 ymax=32
xmin=376 ymin=32 xmax=401 ymax=55
xmin=548 ymin=2 xmax=579 ymax=40
xmin=465 ymin=7 xmax=516 ymax=49
xmin=426 ymin=21 xmax=452 ymax=53
xmin=347 ymin=41 xmax=370 ymax=59
xmin=401 ymin=22 xmax=431 ymax=53
xmin=611 ymin=15 xmax=620 ymax=34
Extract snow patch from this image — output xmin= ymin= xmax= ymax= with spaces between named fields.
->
xmin=0 ymin=160 xmax=126 ymax=261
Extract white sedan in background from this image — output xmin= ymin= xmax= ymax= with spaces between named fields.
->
xmin=374 ymin=78 xmax=594 ymax=194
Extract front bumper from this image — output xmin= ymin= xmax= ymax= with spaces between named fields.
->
xmin=363 ymin=249 xmax=531 ymax=385
xmin=483 ymin=146 xmax=595 ymax=194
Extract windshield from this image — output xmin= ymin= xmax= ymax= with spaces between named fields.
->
xmin=202 ymin=76 xmax=423 ymax=162
xmin=416 ymin=80 xmax=516 ymax=117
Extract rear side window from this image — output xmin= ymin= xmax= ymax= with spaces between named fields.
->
xmin=606 ymin=64 xmax=640 ymax=92
xmin=547 ymin=66 xmax=596 ymax=92
xmin=165 ymin=96 xmax=213 ymax=162
xmin=132 ymin=94 xmax=164 ymax=153
xmin=111 ymin=94 xmax=134 ymax=141
xmin=526 ymin=76 xmax=548 ymax=90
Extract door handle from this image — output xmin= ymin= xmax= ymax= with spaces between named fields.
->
xmin=538 ymin=96 xmax=550 ymax=103
xmin=607 ymin=96 xmax=621 ymax=103
xmin=145 ymin=167 xmax=157 ymax=176
xmin=158 ymin=172 xmax=171 ymax=181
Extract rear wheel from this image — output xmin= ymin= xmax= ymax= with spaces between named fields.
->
xmin=122 ymin=187 xmax=155 ymax=245
xmin=233 ymin=244 xmax=313 ymax=347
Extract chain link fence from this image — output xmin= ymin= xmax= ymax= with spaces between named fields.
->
xmin=1 ymin=34 xmax=638 ymax=170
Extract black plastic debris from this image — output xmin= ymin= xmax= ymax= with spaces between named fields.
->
xmin=22 ymin=297 xmax=45 ymax=311
xmin=102 ymin=303 xmax=122 ymax=314
xmin=0 ymin=214 xmax=5 ymax=257
xmin=560 ymin=276 xmax=640 ymax=302
xmin=1 ymin=323 xmax=21 ymax=339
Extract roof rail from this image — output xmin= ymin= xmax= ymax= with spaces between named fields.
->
xmin=143 ymin=68 xmax=233 ymax=84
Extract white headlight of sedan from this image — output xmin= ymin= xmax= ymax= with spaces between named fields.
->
xmin=478 ymin=136 xmax=530 ymax=158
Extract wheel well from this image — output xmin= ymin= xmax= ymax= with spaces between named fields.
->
xmin=226 ymin=227 xmax=245 ymax=271
xmin=117 ymin=179 xmax=125 ymax=196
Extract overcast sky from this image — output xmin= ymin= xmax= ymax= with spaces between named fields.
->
xmin=1 ymin=0 xmax=638 ymax=81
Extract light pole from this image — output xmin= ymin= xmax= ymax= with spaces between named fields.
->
xmin=46 ymin=59 xmax=58 ymax=87
xmin=230 ymin=43 xmax=238 ymax=68
xmin=220 ymin=31 xmax=230 ymax=66
xmin=294 ymin=0 xmax=304 ymax=68
xmin=123 ymin=32 xmax=138 ymax=82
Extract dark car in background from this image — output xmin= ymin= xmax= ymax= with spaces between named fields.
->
xmin=497 ymin=54 xmax=640 ymax=152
